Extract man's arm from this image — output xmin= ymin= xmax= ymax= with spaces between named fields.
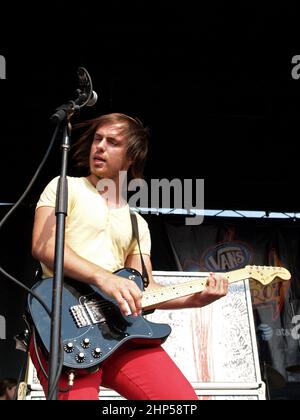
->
xmin=125 ymin=254 xmax=228 ymax=310
xmin=32 ymin=206 xmax=143 ymax=317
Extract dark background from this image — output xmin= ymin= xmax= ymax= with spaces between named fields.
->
xmin=1 ymin=1 xmax=300 ymax=211
xmin=1 ymin=1 xmax=300 ymax=398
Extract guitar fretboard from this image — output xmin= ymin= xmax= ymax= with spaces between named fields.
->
xmin=141 ymin=267 xmax=263 ymax=310
xmin=142 ymin=277 xmax=210 ymax=309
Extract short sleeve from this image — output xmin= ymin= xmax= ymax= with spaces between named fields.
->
xmin=36 ymin=176 xmax=75 ymax=213
xmin=127 ymin=213 xmax=151 ymax=256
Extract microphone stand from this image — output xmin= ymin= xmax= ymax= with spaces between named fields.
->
xmin=47 ymin=96 xmax=85 ymax=400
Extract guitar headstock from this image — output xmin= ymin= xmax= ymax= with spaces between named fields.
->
xmin=245 ymin=265 xmax=291 ymax=285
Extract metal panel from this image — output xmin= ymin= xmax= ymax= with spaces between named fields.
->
xmin=146 ymin=271 xmax=264 ymax=397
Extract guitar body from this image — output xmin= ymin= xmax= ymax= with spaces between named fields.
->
xmin=27 ymin=268 xmax=171 ymax=371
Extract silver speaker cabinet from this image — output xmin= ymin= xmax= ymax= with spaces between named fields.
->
xmin=147 ymin=271 xmax=265 ymax=400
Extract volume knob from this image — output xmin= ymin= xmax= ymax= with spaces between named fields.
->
xmin=81 ymin=338 xmax=90 ymax=348
xmin=75 ymin=352 xmax=86 ymax=363
xmin=92 ymin=347 xmax=102 ymax=358
xmin=64 ymin=342 xmax=74 ymax=353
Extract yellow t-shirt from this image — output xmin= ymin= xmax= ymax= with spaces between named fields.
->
xmin=36 ymin=176 xmax=151 ymax=277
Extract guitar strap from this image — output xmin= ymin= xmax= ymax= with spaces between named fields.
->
xmin=130 ymin=211 xmax=149 ymax=289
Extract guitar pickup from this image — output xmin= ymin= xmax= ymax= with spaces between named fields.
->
xmin=84 ymin=301 xmax=106 ymax=324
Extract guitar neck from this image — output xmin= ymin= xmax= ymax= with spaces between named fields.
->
xmin=141 ymin=268 xmax=247 ymax=310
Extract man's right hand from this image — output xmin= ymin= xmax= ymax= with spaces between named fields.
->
xmin=94 ymin=272 xmax=143 ymax=317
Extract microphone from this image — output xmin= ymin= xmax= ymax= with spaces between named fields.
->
xmin=77 ymin=67 xmax=98 ymax=107
xmin=50 ymin=67 xmax=98 ymax=123
xmin=87 ymin=90 xmax=98 ymax=107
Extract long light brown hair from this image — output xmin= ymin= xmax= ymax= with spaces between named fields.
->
xmin=72 ymin=113 xmax=149 ymax=179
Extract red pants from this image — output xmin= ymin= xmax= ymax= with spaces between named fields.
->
xmin=29 ymin=339 xmax=198 ymax=400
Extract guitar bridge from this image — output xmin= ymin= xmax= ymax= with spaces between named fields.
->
xmin=70 ymin=305 xmax=91 ymax=328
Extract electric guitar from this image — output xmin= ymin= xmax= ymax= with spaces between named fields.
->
xmin=27 ymin=265 xmax=290 ymax=371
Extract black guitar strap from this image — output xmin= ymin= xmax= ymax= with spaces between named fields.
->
xmin=130 ymin=211 xmax=149 ymax=289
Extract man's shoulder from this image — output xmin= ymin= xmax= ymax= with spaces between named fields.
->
xmin=46 ymin=175 xmax=85 ymax=186
xmin=130 ymin=209 xmax=149 ymax=229
xmin=41 ymin=176 xmax=86 ymax=196
xmin=67 ymin=176 xmax=85 ymax=186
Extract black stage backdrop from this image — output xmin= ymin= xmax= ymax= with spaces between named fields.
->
xmin=0 ymin=205 xmax=37 ymax=380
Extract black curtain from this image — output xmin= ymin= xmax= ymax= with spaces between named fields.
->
xmin=0 ymin=205 xmax=37 ymax=379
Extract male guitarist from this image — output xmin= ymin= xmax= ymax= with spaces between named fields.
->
xmin=30 ymin=112 xmax=228 ymax=400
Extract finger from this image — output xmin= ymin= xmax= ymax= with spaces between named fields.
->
xmin=122 ymin=289 xmax=140 ymax=316
xmin=216 ymin=274 xmax=228 ymax=291
xmin=126 ymin=280 xmax=143 ymax=310
xmin=222 ymin=278 xmax=229 ymax=294
xmin=115 ymin=293 xmax=132 ymax=316
xmin=128 ymin=288 xmax=143 ymax=314
xmin=207 ymin=274 xmax=217 ymax=289
xmin=114 ymin=278 xmax=140 ymax=312
xmin=213 ymin=274 xmax=227 ymax=293
xmin=217 ymin=277 xmax=225 ymax=293
xmin=215 ymin=278 xmax=228 ymax=296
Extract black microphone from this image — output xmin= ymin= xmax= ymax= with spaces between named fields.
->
xmin=77 ymin=67 xmax=98 ymax=107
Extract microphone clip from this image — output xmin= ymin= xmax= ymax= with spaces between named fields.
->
xmin=50 ymin=100 xmax=80 ymax=124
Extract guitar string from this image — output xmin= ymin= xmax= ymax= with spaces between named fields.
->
xmin=73 ymin=268 xmax=284 ymax=314
xmin=77 ymin=280 xmax=208 ymax=314
xmin=79 ymin=269 xmax=281 ymax=314
xmin=70 ymin=269 xmax=285 ymax=325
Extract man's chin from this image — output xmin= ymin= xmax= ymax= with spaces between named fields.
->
xmin=91 ymin=166 xmax=106 ymax=176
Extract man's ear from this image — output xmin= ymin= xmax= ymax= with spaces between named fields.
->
xmin=126 ymin=157 xmax=134 ymax=170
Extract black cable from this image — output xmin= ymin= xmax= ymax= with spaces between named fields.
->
xmin=0 ymin=122 xmax=60 ymax=316
xmin=0 ymin=123 xmax=60 ymax=231
xmin=32 ymin=325 xmax=48 ymax=381
xmin=32 ymin=326 xmax=71 ymax=398
xmin=0 ymin=122 xmax=63 ymax=395
xmin=0 ymin=266 xmax=51 ymax=316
